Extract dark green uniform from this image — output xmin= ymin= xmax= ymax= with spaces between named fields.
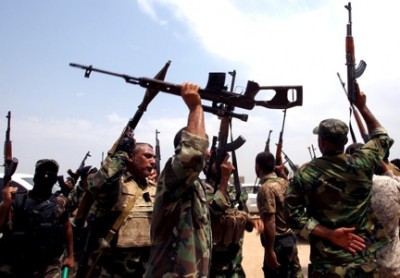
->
xmin=285 ymin=127 xmax=393 ymax=277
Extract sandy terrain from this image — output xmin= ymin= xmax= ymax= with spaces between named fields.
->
xmin=242 ymin=229 xmax=310 ymax=277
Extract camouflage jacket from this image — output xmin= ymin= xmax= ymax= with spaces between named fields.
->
xmin=144 ymin=131 xmax=211 ymax=278
xmin=285 ymin=127 xmax=393 ymax=266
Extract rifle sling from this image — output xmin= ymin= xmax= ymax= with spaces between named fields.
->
xmin=104 ymin=187 xmax=143 ymax=244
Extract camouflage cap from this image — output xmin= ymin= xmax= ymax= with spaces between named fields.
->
xmin=35 ymin=159 xmax=59 ymax=173
xmin=313 ymin=118 xmax=349 ymax=144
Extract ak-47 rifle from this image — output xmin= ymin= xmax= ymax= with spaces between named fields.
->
xmin=275 ymin=109 xmax=287 ymax=167
xmin=3 ymin=111 xmax=18 ymax=230
xmin=264 ymin=130 xmax=273 ymax=152
xmin=155 ymin=129 xmax=161 ymax=176
xmin=3 ymin=111 xmax=18 ymax=187
xmin=344 ymin=2 xmax=366 ymax=104
xmin=70 ymin=63 xmax=303 ymax=111
xmin=67 ymin=151 xmax=91 ymax=181
xmin=74 ymin=60 xmax=171 ymax=228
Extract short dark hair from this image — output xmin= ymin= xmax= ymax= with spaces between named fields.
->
xmin=256 ymin=152 xmax=275 ymax=174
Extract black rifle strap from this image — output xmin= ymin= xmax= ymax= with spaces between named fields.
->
xmin=348 ymin=106 xmax=357 ymax=143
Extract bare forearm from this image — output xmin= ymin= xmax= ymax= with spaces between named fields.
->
xmin=357 ymin=105 xmax=382 ymax=134
xmin=186 ymin=106 xmax=206 ymax=139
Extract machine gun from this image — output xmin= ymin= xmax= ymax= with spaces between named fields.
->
xmin=69 ymin=63 xmax=303 ymax=111
xmin=344 ymin=2 xmax=366 ymax=103
xmin=203 ymin=71 xmax=246 ymax=210
xmin=2 ymin=111 xmax=18 ymax=230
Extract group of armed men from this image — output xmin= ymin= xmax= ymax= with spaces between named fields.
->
xmin=1 ymin=81 xmax=400 ymax=278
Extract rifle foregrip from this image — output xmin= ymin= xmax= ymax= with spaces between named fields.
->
xmin=345 ymin=37 xmax=355 ymax=58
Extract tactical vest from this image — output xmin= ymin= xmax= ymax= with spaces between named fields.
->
xmin=6 ymin=193 xmax=67 ymax=261
xmin=113 ymin=176 xmax=156 ymax=248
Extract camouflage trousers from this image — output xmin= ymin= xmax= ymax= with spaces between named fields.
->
xmin=309 ymin=254 xmax=379 ymax=278
xmin=87 ymin=246 xmax=150 ymax=278
xmin=262 ymin=233 xmax=303 ymax=278
xmin=209 ymin=242 xmax=246 ymax=278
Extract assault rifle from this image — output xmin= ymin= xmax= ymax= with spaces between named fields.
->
xmin=155 ymin=129 xmax=161 ymax=176
xmin=69 ymin=63 xmax=303 ymax=111
xmin=281 ymin=149 xmax=298 ymax=173
xmin=3 ymin=111 xmax=18 ymax=230
xmin=67 ymin=151 xmax=91 ymax=181
xmin=3 ymin=111 xmax=18 ymax=191
xmin=275 ymin=109 xmax=287 ymax=167
xmin=344 ymin=2 xmax=367 ymax=103
xmin=264 ymin=130 xmax=273 ymax=152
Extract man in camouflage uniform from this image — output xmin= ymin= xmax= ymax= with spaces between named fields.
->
xmin=0 ymin=159 xmax=74 ymax=277
xmin=255 ymin=151 xmax=303 ymax=278
xmin=80 ymin=141 xmax=156 ymax=277
xmin=144 ymin=82 xmax=212 ymax=277
xmin=285 ymin=88 xmax=393 ymax=277
xmin=208 ymin=155 xmax=261 ymax=278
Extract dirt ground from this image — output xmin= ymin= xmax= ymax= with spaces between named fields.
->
xmin=242 ymin=229 xmax=310 ymax=277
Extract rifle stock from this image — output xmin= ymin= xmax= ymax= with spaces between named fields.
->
xmin=69 ymin=63 xmax=303 ymax=110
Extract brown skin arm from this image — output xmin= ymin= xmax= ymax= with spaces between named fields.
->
xmin=262 ymin=213 xmax=280 ymax=270
xmin=353 ymin=84 xmax=382 ymax=133
xmin=312 ymin=225 xmax=366 ymax=254
xmin=218 ymin=155 xmax=235 ymax=196
xmin=62 ymin=220 xmax=75 ymax=268
xmin=0 ymin=183 xmax=18 ymax=231
xmin=181 ymin=82 xmax=206 ymax=139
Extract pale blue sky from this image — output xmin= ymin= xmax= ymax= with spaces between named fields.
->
xmin=1 ymin=0 xmax=400 ymax=183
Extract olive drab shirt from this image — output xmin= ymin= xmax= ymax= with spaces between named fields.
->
xmin=285 ymin=127 xmax=393 ymax=266
xmin=257 ymin=173 xmax=291 ymax=236
xmin=144 ymin=131 xmax=211 ymax=278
